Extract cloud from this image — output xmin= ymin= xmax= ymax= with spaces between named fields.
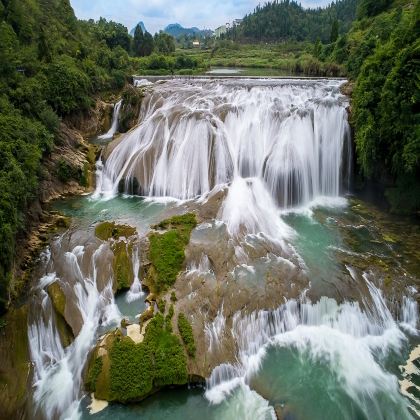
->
xmin=70 ymin=0 xmax=332 ymax=34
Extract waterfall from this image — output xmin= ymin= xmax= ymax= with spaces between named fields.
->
xmin=126 ymin=244 xmax=143 ymax=303
xmin=204 ymin=275 xmax=418 ymax=419
xmin=28 ymin=243 xmax=122 ymax=419
xmin=95 ymin=79 xmax=351 ymax=209
xmin=98 ymin=99 xmax=122 ymax=141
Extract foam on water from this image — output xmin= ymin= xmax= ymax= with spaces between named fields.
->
xmin=205 ymin=277 xmax=419 ymax=419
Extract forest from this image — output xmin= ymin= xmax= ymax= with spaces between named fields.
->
xmin=227 ymin=0 xmax=358 ymax=43
xmin=0 ymin=0 xmax=182 ymax=314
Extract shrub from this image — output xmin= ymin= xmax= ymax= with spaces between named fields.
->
xmin=148 ymin=214 xmax=197 ymax=292
xmin=177 ymin=313 xmax=196 ymax=357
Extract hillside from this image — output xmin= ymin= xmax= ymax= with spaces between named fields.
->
xmin=229 ymin=0 xmax=357 ymax=43
xmin=327 ymin=0 xmax=420 ymax=213
xmin=0 ymin=0 xmax=133 ymax=314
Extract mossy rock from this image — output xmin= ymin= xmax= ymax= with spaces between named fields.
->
xmin=48 ymin=281 xmax=66 ymax=318
xmin=177 ymin=313 xmax=196 ymax=358
xmin=47 ymin=282 xmax=74 ymax=347
xmin=95 ymin=222 xmax=136 ymax=241
xmin=147 ymin=213 xmax=197 ymax=293
xmin=86 ymin=313 xmax=188 ymax=403
xmin=118 ymin=85 xmax=144 ymax=133
xmin=140 ymin=305 xmax=154 ymax=324
xmin=112 ymin=241 xmax=134 ymax=291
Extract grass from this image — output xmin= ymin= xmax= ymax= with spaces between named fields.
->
xmin=147 ymin=214 xmax=197 ymax=293
xmin=177 ymin=313 xmax=196 ymax=358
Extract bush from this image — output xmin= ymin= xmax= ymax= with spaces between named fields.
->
xmin=148 ymin=214 xmax=197 ymax=292
xmin=45 ymin=56 xmax=93 ymax=115
xmin=177 ymin=313 xmax=196 ymax=357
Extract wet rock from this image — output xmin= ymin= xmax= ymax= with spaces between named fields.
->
xmin=66 ymin=99 xmax=114 ymax=138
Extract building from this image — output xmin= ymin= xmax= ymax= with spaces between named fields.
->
xmin=215 ymin=25 xmax=227 ymax=38
xmin=192 ymin=40 xmax=200 ymax=48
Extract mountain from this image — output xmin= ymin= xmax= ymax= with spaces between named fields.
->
xmin=130 ymin=21 xmax=147 ymax=36
xmin=163 ymin=23 xmax=212 ymax=38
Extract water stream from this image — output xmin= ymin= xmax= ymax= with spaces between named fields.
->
xmin=27 ymin=78 xmax=419 ymax=419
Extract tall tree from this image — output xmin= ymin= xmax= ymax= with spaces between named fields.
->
xmin=133 ymin=23 xmax=144 ymax=57
xmin=330 ymin=19 xmax=339 ymax=42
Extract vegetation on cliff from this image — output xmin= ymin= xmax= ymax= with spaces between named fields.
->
xmin=95 ymin=221 xmax=137 ymax=291
xmin=177 ymin=313 xmax=196 ymax=358
xmin=86 ymin=313 xmax=188 ymax=402
xmin=147 ymin=214 xmax=197 ymax=293
xmin=328 ymin=0 xmax=420 ymax=213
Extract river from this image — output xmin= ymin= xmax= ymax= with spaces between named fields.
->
xmin=27 ymin=78 xmax=419 ymax=419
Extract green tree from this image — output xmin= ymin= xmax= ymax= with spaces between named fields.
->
xmin=133 ymin=24 xmax=144 ymax=57
xmin=330 ymin=19 xmax=339 ymax=43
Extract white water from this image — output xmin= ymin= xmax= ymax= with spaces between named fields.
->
xmin=205 ymin=276 xmax=419 ymax=419
xmin=98 ymin=100 xmax=122 ymax=141
xmin=28 ymin=244 xmax=122 ymax=419
xmin=126 ymin=245 xmax=144 ymax=303
xmin=95 ymin=79 xmax=351 ymax=211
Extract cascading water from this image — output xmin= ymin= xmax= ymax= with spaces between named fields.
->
xmin=95 ymin=79 xmax=351 ymax=210
xmin=98 ymin=100 xmax=122 ymax=141
xmin=25 ymin=78 xmax=420 ymax=420
xmin=126 ymin=244 xmax=143 ymax=303
xmin=205 ymin=278 xmax=419 ymax=419
xmin=28 ymin=240 xmax=122 ymax=419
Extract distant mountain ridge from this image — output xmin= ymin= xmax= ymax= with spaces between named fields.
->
xmin=164 ymin=23 xmax=212 ymax=38
xmin=130 ymin=21 xmax=147 ymax=36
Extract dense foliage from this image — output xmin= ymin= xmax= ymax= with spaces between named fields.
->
xmin=177 ymin=313 xmax=196 ymax=357
xmin=0 ymin=0 xmax=187 ymax=314
xmin=0 ymin=0 xmax=137 ymax=314
xmin=329 ymin=0 xmax=420 ymax=213
xmin=147 ymin=214 xmax=197 ymax=292
xmin=228 ymin=0 xmax=357 ymax=43
xmin=106 ymin=313 xmax=188 ymax=401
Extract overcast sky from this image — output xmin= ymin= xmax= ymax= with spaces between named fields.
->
xmin=70 ymin=0 xmax=332 ymax=34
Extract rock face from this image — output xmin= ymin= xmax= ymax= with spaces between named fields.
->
xmin=118 ymin=85 xmax=144 ymax=133
xmin=66 ymin=99 xmax=114 ymax=138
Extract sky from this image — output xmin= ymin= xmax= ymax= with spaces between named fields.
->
xmin=70 ymin=0 xmax=332 ymax=35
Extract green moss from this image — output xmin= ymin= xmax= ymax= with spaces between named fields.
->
xmin=119 ymin=85 xmax=144 ymax=133
xmin=47 ymin=281 xmax=66 ymax=318
xmin=47 ymin=281 xmax=73 ymax=346
xmin=157 ymin=299 xmax=166 ymax=313
xmin=113 ymin=241 xmax=133 ymax=291
xmin=147 ymin=213 xmax=197 ymax=293
xmin=93 ymin=312 xmax=188 ymax=403
xmin=170 ymin=291 xmax=177 ymax=302
xmin=86 ymin=357 xmax=103 ymax=392
xmin=143 ymin=313 xmax=188 ymax=388
xmin=177 ymin=313 xmax=196 ymax=358
xmin=95 ymin=221 xmax=136 ymax=241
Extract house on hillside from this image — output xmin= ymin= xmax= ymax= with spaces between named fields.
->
xmin=215 ymin=25 xmax=227 ymax=38
xmin=192 ymin=40 xmax=200 ymax=47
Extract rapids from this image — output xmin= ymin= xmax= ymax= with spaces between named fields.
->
xmin=26 ymin=79 xmax=419 ymax=420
